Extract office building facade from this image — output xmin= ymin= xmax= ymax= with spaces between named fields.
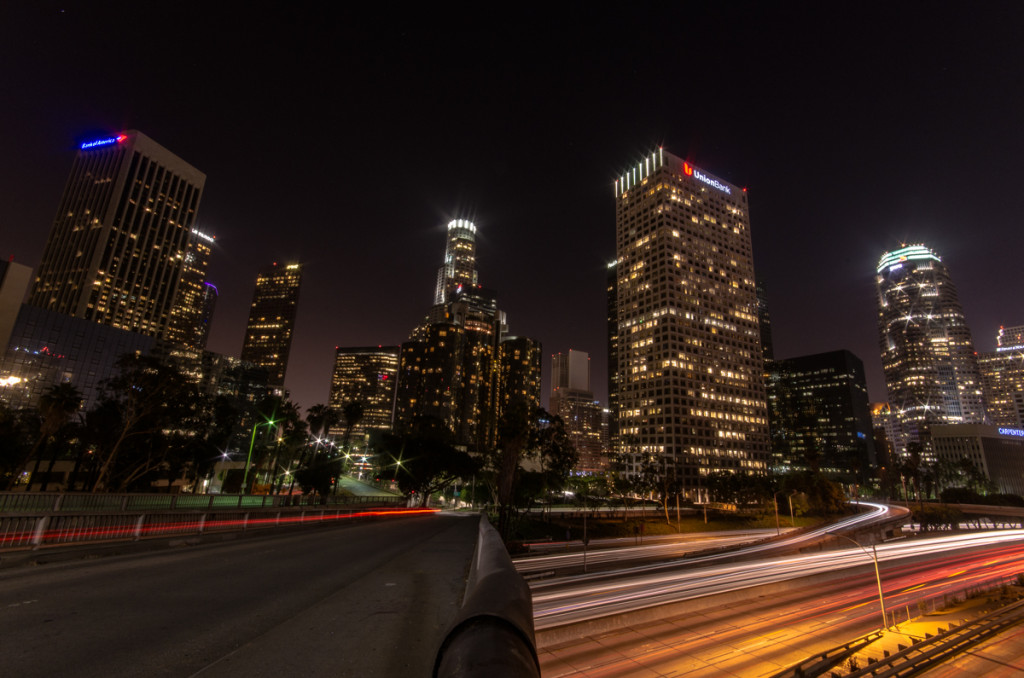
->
xmin=612 ymin=149 xmax=769 ymax=491
xmin=765 ymin=350 xmax=876 ymax=481
xmin=875 ymin=245 xmax=987 ymax=452
xmin=0 ymin=304 xmax=155 ymax=410
xmin=979 ymin=326 xmax=1024 ymax=429
xmin=329 ymin=345 xmax=400 ymax=438
xmin=606 ymin=261 xmax=620 ymax=440
xmin=497 ymin=336 xmax=543 ymax=416
xmin=240 ymin=263 xmax=302 ymax=388
xmin=931 ymin=424 xmax=1024 ymax=496
xmin=550 ymin=349 xmax=608 ymax=474
xmin=164 ymin=229 xmax=216 ymax=351
xmin=29 ymin=131 xmax=206 ymax=339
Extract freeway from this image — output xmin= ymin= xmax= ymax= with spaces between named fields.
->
xmin=533 ymin=528 xmax=1024 ymax=630
xmin=538 ymin=533 xmax=1024 ymax=677
xmin=514 ymin=529 xmax=783 ymax=575
xmin=0 ymin=512 xmax=477 ymax=678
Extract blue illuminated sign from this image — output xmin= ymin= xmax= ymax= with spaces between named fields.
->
xmin=80 ymin=134 xmax=126 ymax=150
xmin=998 ymin=427 xmax=1024 ymax=438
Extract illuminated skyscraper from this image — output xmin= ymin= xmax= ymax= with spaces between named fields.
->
xmin=433 ymin=219 xmax=479 ymax=305
xmin=240 ymin=263 xmax=302 ymax=388
xmin=875 ymin=244 xmax=987 ymax=451
xmin=550 ymin=349 xmax=608 ymax=474
xmin=606 ymin=261 xmax=620 ymax=440
xmin=979 ymin=326 xmax=1024 ymax=428
xmin=497 ymin=336 xmax=543 ymax=415
xmin=29 ymin=131 xmax=205 ymax=338
xmin=612 ymin=149 xmax=769 ymax=492
xmin=329 ymin=345 xmax=400 ymax=438
xmin=164 ymin=229 xmax=216 ymax=350
xmin=396 ymin=218 xmax=540 ymax=450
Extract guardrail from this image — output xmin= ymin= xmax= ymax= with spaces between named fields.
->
xmin=769 ymin=630 xmax=884 ymax=678
xmin=0 ymin=491 xmax=412 ymax=551
xmin=434 ymin=517 xmax=540 ymax=678
xmin=0 ymin=491 xmax=403 ymax=513
xmin=844 ymin=596 xmax=1024 ymax=677
xmin=773 ymin=572 xmax=1024 ymax=677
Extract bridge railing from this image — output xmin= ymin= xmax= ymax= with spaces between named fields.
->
xmin=434 ymin=516 xmax=540 ymax=678
xmin=0 ymin=491 xmax=403 ymax=513
xmin=0 ymin=491 xmax=411 ymax=551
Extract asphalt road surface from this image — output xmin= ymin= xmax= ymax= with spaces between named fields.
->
xmin=0 ymin=513 xmax=479 ymax=677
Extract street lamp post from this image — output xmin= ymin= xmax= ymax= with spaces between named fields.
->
xmin=829 ymin=531 xmax=889 ymax=630
xmin=243 ymin=418 xmax=277 ymax=494
xmin=788 ymin=490 xmax=797 ymax=527
xmin=772 ymin=491 xmax=782 ymax=535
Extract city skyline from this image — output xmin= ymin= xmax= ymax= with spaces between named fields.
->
xmin=3 ymin=5 xmax=1023 ymax=413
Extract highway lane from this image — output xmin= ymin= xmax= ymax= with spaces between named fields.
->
xmin=0 ymin=513 xmax=477 ymax=678
xmin=514 ymin=529 xmax=782 ymax=575
xmin=533 ymin=529 xmax=1024 ymax=629
xmin=538 ymin=538 xmax=1024 ymax=677
xmin=519 ymin=502 xmax=903 ymax=581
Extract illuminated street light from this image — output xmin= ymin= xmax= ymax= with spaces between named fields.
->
xmin=243 ymin=417 xmax=278 ymax=493
xmin=828 ymin=531 xmax=889 ymax=630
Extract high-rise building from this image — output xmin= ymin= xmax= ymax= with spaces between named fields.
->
xmin=612 ymin=149 xmax=769 ymax=492
xmin=552 ymin=349 xmax=590 ymax=393
xmin=979 ymin=325 xmax=1024 ymax=428
xmin=0 ymin=259 xmax=32 ymax=352
xmin=29 ymin=131 xmax=206 ymax=339
xmin=329 ymin=345 xmax=400 ymax=438
xmin=550 ymin=349 xmax=608 ymax=474
xmin=755 ymin=276 xmax=774 ymax=362
xmin=875 ymin=244 xmax=987 ymax=452
xmin=433 ymin=219 xmax=479 ymax=306
xmin=396 ymin=322 xmax=465 ymax=436
xmin=395 ymin=218 xmax=539 ymax=450
xmin=765 ymin=350 xmax=876 ymax=481
xmin=240 ymin=263 xmax=302 ymax=389
xmin=1 ymin=304 xmax=155 ymax=410
xmin=606 ymin=261 xmax=620 ymax=441
xmin=164 ymin=229 xmax=216 ymax=351
xmin=497 ymin=336 xmax=543 ymax=416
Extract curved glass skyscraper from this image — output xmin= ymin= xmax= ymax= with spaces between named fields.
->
xmin=876 ymin=244 xmax=987 ymax=450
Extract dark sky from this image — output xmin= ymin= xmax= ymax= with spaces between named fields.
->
xmin=3 ymin=3 xmax=1023 ymax=413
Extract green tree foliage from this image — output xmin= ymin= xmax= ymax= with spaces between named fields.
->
xmin=493 ymin=401 xmax=578 ymax=540
xmin=379 ymin=420 xmax=480 ymax=507
xmin=90 ymin=355 xmax=210 ymax=492
xmin=17 ymin=383 xmax=83 ymax=490
xmin=0 ymin=402 xmax=35 ymax=490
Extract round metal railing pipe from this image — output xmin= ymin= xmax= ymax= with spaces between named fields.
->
xmin=434 ymin=516 xmax=540 ymax=678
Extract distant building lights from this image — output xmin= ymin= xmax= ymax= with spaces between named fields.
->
xmin=877 ymin=245 xmax=941 ymax=273
xmin=447 ymin=219 xmax=476 ymax=234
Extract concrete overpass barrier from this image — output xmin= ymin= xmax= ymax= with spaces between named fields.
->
xmin=0 ymin=490 xmax=411 ymax=552
xmin=434 ymin=516 xmax=540 ymax=678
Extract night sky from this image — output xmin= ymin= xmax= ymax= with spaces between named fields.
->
xmin=3 ymin=4 xmax=1023 ymax=413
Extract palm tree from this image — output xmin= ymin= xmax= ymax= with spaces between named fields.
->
xmin=341 ymin=400 xmax=364 ymax=451
xmin=24 ymin=383 xmax=83 ymax=490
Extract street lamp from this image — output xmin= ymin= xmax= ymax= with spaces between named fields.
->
xmin=772 ymin=491 xmax=783 ymax=535
xmin=242 ymin=417 xmax=277 ymax=494
xmin=828 ymin=531 xmax=889 ymax=630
